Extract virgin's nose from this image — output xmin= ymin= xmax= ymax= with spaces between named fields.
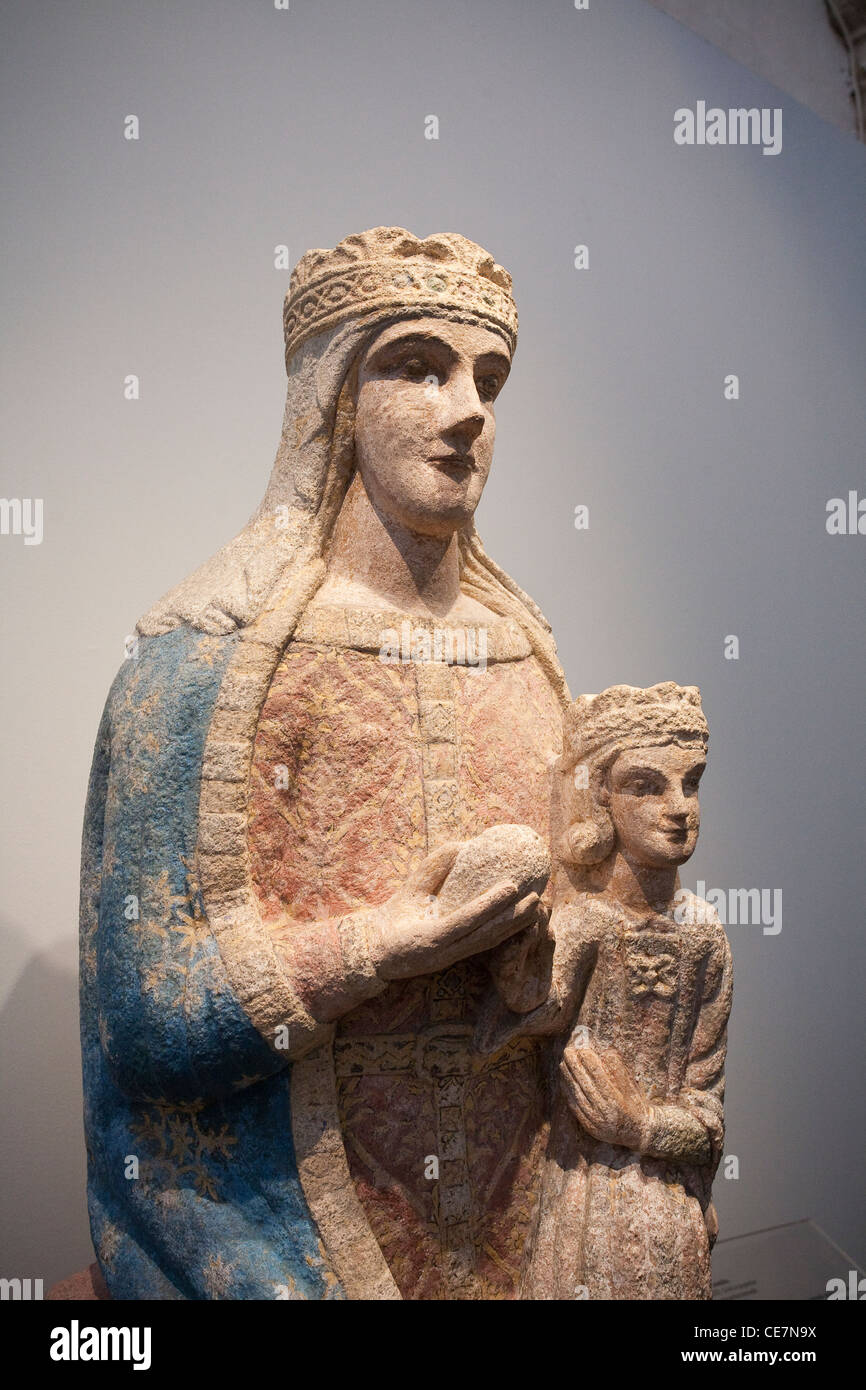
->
xmin=439 ymin=368 xmax=485 ymax=446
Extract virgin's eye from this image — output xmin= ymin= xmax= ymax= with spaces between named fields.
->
xmin=476 ymin=374 xmax=501 ymax=402
xmin=401 ymin=357 xmax=434 ymax=382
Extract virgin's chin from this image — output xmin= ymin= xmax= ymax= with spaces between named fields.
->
xmin=397 ymin=500 xmax=476 ymax=536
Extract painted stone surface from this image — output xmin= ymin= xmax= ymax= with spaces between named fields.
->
xmin=77 ymin=230 xmax=731 ymax=1300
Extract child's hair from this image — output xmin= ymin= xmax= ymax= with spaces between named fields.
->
xmin=559 ymin=683 xmax=708 ymax=867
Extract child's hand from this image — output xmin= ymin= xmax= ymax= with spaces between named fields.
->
xmin=560 ymin=1044 xmax=652 ymax=1151
xmin=486 ymin=912 xmax=553 ymax=1013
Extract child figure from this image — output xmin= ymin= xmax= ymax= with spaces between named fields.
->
xmin=482 ymin=683 xmax=733 ymax=1300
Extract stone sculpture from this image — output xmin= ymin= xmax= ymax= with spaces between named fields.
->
xmin=72 ymin=229 xmax=731 ymax=1300
xmin=482 ymin=683 xmax=733 ymax=1299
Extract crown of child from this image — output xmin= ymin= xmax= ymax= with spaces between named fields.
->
xmin=566 ymin=682 xmax=708 ymax=769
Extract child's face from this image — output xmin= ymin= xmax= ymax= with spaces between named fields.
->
xmin=604 ymin=744 xmax=705 ymax=869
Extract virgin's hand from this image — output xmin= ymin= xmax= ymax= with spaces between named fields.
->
xmin=367 ymin=841 xmax=543 ymax=982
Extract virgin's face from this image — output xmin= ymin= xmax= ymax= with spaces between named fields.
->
xmin=353 ymin=317 xmax=511 ymax=538
xmin=605 ymin=745 xmax=705 ymax=869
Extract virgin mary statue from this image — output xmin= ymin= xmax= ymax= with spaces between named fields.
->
xmin=79 ymin=227 xmax=571 ymax=1300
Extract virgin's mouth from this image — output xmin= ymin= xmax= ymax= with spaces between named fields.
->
xmin=430 ymin=453 xmax=473 ymax=472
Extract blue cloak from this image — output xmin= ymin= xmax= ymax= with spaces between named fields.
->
xmin=80 ymin=625 xmax=344 ymax=1299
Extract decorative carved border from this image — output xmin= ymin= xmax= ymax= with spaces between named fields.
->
xmin=290 ymin=1044 xmax=402 ymax=1300
xmin=284 ymin=261 xmax=518 ymax=364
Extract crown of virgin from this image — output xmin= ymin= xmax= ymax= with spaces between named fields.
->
xmin=282 ymin=226 xmax=518 ymax=367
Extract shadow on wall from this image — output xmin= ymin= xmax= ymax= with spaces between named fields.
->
xmin=0 ymin=933 xmax=93 ymax=1288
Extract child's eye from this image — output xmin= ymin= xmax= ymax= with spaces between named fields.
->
xmin=628 ymin=780 xmax=657 ymax=796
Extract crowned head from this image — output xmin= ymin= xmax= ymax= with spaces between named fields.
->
xmin=282 ymin=230 xmax=518 ymax=538
xmin=560 ymin=683 xmax=709 ymax=871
